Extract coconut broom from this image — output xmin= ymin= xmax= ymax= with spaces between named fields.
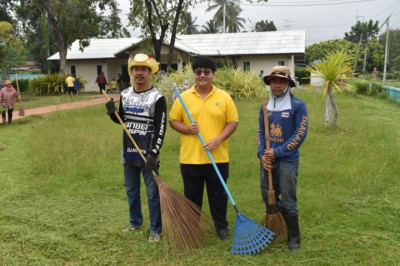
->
xmin=15 ymin=72 xmax=25 ymax=116
xmin=102 ymin=91 xmax=213 ymax=255
xmin=260 ymin=98 xmax=288 ymax=243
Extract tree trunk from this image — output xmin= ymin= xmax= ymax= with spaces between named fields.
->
xmin=325 ymin=84 xmax=338 ymax=128
xmin=146 ymin=0 xmax=168 ymax=63
xmin=167 ymin=0 xmax=185 ymax=70
xmin=42 ymin=2 xmax=68 ymax=75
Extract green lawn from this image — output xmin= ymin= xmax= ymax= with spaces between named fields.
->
xmin=0 ymin=89 xmax=399 ymax=265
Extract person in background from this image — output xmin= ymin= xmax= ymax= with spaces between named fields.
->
xmin=117 ymin=73 xmax=123 ymax=92
xmin=182 ymin=80 xmax=189 ymax=92
xmin=0 ymin=80 xmax=18 ymax=124
xmin=169 ymin=56 xmax=239 ymax=241
xmin=65 ymin=74 xmax=76 ymax=96
xmin=105 ymin=53 xmax=166 ymax=242
xmin=73 ymin=76 xmax=80 ymax=93
xmin=373 ymin=67 xmax=378 ymax=79
xmin=259 ymin=70 xmax=264 ymax=78
xmin=111 ymin=78 xmax=118 ymax=93
xmin=257 ymin=65 xmax=308 ymax=252
xmin=95 ymin=72 xmax=107 ymax=94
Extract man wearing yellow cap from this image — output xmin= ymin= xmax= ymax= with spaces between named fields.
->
xmin=105 ymin=54 xmax=166 ymax=242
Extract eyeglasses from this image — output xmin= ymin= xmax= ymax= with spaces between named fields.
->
xmin=194 ymin=69 xmax=212 ymax=76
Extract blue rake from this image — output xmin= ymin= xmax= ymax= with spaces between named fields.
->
xmin=174 ymin=88 xmax=274 ymax=255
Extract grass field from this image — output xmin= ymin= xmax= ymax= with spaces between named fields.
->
xmin=0 ymin=88 xmax=399 ymax=265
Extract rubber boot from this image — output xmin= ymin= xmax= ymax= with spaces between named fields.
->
xmin=284 ymin=213 xmax=300 ymax=251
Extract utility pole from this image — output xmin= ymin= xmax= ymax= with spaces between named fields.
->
xmin=353 ymin=33 xmax=363 ymax=72
xmin=383 ymin=16 xmax=390 ymax=83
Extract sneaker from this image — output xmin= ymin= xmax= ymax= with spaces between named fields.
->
xmin=218 ymin=229 xmax=229 ymax=240
xmin=122 ymin=225 xmax=141 ymax=232
xmin=148 ymin=232 xmax=161 ymax=242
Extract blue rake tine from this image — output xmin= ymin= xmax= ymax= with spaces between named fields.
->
xmin=231 ymin=213 xmax=274 ymax=255
xmin=174 ymin=88 xmax=275 ymax=255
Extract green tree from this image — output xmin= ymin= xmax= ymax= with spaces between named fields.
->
xmin=305 ymin=39 xmax=357 ymax=66
xmin=15 ymin=0 xmax=123 ymax=75
xmin=129 ymin=0 xmax=198 ymax=69
xmin=0 ymin=21 xmax=23 ymax=79
xmin=0 ymin=0 xmax=15 ymax=23
xmin=344 ymin=19 xmax=380 ymax=72
xmin=254 ymin=19 xmax=276 ymax=32
xmin=201 ymin=19 xmax=220 ymax=33
xmin=179 ymin=12 xmax=199 ymax=35
xmin=306 ymin=51 xmax=353 ymax=128
xmin=366 ymin=37 xmax=384 ymax=72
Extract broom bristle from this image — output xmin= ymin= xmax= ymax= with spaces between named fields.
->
xmin=19 ymin=106 xmax=25 ymax=116
xmin=260 ymin=208 xmax=288 ymax=243
xmin=158 ymin=181 xmax=214 ymax=255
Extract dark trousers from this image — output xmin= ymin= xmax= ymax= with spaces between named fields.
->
xmin=1 ymin=108 xmax=13 ymax=123
xmin=180 ymin=163 xmax=229 ymax=231
xmin=98 ymin=83 xmax=106 ymax=94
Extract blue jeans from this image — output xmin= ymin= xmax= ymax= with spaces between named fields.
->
xmin=123 ymin=164 xmax=161 ymax=234
xmin=260 ymin=160 xmax=299 ymax=215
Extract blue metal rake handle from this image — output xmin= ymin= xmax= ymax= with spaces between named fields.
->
xmin=174 ymin=87 xmax=239 ymax=212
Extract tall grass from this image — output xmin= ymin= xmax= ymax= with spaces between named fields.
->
xmin=0 ymin=89 xmax=399 ymax=265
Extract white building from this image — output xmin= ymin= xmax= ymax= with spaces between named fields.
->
xmin=48 ymin=30 xmax=305 ymax=92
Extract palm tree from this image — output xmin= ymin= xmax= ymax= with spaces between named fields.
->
xmin=179 ymin=12 xmax=199 ymax=35
xmin=201 ymin=19 xmax=220 ymax=33
xmin=306 ymin=51 xmax=353 ymax=128
xmin=206 ymin=0 xmax=245 ymax=33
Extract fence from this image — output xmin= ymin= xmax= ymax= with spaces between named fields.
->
xmin=9 ymin=73 xmax=45 ymax=81
xmin=383 ymin=86 xmax=400 ymax=103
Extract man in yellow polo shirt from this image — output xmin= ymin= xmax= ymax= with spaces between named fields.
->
xmin=169 ymin=56 xmax=238 ymax=241
xmin=65 ymin=74 xmax=75 ymax=96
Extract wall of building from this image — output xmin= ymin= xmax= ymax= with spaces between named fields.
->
xmin=67 ymin=58 xmax=126 ymax=92
xmin=236 ymin=54 xmax=296 ymax=78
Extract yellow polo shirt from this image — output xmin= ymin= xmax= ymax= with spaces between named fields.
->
xmin=169 ymin=85 xmax=239 ymax=164
xmin=65 ymin=76 xmax=75 ymax=87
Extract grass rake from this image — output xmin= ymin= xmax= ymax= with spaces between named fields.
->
xmin=102 ymin=91 xmax=214 ymax=255
xmin=174 ymin=88 xmax=275 ymax=255
xmin=260 ymin=99 xmax=288 ymax=243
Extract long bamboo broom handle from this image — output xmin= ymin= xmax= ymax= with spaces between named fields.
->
xmin=173 ymin=87 xmax=240 ymax=213
xmin=262 ymin=99 xmax=276 ymax=205
xmin=102 ymin=90 xmax=158 ymax=178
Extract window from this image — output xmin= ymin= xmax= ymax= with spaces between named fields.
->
xmin=70 ymin=66 xmax=76 ymax=76
xmin=97 ymin=65 xmax=102 ymax=75
xmin=243 ymin=61 xmax=250 ymax=71
xmin=277 ymin=60 xmax=285 ymax=66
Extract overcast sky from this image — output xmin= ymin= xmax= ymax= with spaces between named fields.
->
xmin=117 ymin=0 xmax=400 ymax=46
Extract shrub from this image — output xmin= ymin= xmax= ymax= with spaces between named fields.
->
xmin=12 ymin=79 xmax=30 ymax=92
xmin=153 ymin=65 xmax=194 ymax=100
xmin=30 ymin=74 xmax=86 ymax=95
xmin=154 ymin=65 xmax=267 ymax=100
xmin=349 ymin=80 xmax=383 ymax=96
xmin=213 ymin=66 xmax=267 ymax=99
xmin=295 ymin=67 xmax=310 ymax=85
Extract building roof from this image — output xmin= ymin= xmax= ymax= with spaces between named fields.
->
xmin=176 ymin=30 xmax=305 ymax=56
xmin=48 ymin=38 xmax=142 ymax=60
xmin=48 ymin=30 xmax=305 ymax=61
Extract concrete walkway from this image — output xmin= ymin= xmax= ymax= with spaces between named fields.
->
xmin=13 ymin=93 xmax=120 ymax=121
